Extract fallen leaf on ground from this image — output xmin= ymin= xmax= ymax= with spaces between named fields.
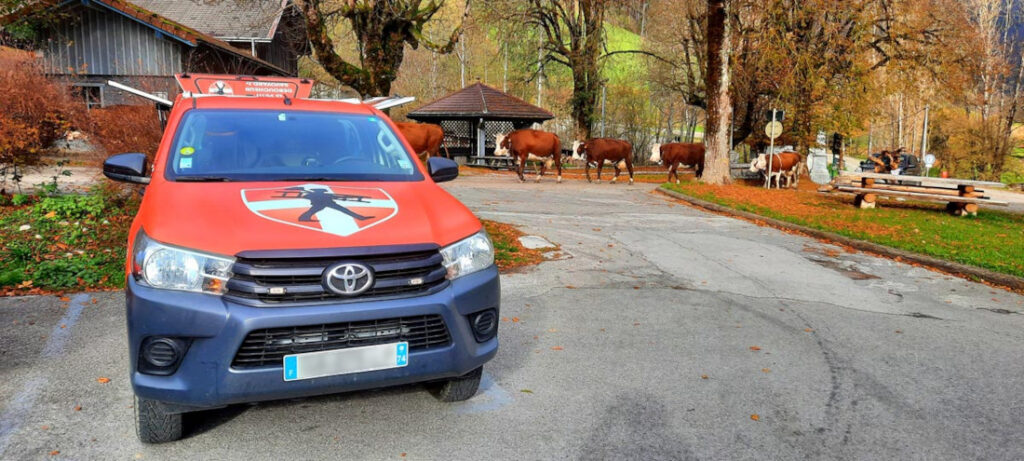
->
xmin=501 ymin=317 xmax=509 ymax=322
xmin=91 ymin=298 xmax=98 ymax=304
xmin=44 ymin=211 xmax=57 ymax=219
xmin=547 ymin=328 xmax=557 ymax=333
xmin=749 ymin=346 xmax=761 ymax=351
xmin=520 ymin=389 xmax=534 ymax=394
xmin=511 ymin=317 xmax=520 ymax=323
xmin=804 ymin=328 xmax=813 ymax=332
xmin=751 ymin=414 xmax=760 ymax=421
xmin=41 ymin=425 xmax=49 ymax=430
xmin=73 ymin=405 xmax=82 ymax=411
xmin=633 ymin=322 xmax=640 ymax=326
xmin=49 ymin=450 xmax=60 ymax=456
xmin=550 ymin=346 xmax=563 ymax=351
xmin=565 ymin=285 xmax=576 ymax=289
xmin=762 ymin=368 xmax=771 ymax=373
xmin=59 ymin=296 xmax=70 ymax=302
xmin=96 ymin=377 xmax=110 ymax=384
xmin=895 ymin=330 xmax=902 ymax=334
xmin=701 ymin=374 xmax=708 ymax=380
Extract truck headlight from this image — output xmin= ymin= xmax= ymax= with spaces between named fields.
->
xmin=440 ymin=230 xmax=494 ymax=280
xmin=132 ymin=231 xmax=233 ymax=295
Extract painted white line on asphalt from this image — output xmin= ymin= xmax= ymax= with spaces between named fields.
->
xmin=0 ymin=293 xmax=90 ymax=456
xmin=42 ymin=294 xmax=90 ymax=357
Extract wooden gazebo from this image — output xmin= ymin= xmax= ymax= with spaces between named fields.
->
xmin=407 ymin=83 xmax=554 ymax=164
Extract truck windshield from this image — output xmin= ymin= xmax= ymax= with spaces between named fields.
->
xmin=165 ymin=109 xmax=422 ymax=182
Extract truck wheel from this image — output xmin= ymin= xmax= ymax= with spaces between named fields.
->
xmin=135 ymin=395 xmax=183 ymax=443
xmin=431 ymin=366 xmax=483 ymax=402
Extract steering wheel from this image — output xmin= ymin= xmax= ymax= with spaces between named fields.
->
xmin=332 ymin=155 xmax=369 ymax=165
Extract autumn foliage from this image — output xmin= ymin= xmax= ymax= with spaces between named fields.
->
xmin=0 ymin=48 xmax=84 ymax=172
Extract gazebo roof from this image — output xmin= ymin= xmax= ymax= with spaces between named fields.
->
xmin=407 ymin=83 xmax=554 ymax=121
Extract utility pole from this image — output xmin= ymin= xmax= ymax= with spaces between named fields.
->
xmin=536 ymin=34 xmax=544 ymax=107
xmin=600 ymin=85 xmax=607 ymax=137
xmin=920 ymin=105 xmax=930 ymax=162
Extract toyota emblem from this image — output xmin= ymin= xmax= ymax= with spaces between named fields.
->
xmin=323 ymin=262 xmax=374 ymax=296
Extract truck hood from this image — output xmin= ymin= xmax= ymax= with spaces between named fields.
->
xmin=136 ymin=181 xmax=481 ymax=256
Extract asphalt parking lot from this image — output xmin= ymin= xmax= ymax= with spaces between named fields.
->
xmin=2 ymin=175 xmax=1023 ymax=460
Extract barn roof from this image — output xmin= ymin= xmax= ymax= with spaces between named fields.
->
xmin=0 ymin=0 xmax=289 ymax=75
xmin=131 ymin=0 xmax=287 ymax=41
xmin=408 ymin=83 xmax=554 ymax=121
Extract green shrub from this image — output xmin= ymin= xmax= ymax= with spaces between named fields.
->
xmin=33 ymin=194 xmax=106 ymax=219
xmin=11 ymin=194 xmax=30 ymax=206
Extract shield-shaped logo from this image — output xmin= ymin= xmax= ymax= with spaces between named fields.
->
xmin=241 ymin=184 xmax=398 ymax=237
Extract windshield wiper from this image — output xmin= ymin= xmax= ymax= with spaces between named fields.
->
xmin=175 ymin=176 xmax=234 ymax=182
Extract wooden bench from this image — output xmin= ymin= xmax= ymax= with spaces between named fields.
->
xmin=465 ymin=156 xmax=516 ymax=170
xmin=823 ymin=172 xmax=1008 ymax=216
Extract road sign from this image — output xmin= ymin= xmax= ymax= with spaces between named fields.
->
xmin=765 ymin=121 xmax=783 ymax=139
xmin=924 ymin=153 xmax=936 ymax=169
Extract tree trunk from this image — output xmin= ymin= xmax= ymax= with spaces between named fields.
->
xmin=703 ymin=0 xmax=732 ymax=184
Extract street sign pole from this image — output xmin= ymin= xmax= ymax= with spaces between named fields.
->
xmin=767 ymin=109 xmax=777 ymax=189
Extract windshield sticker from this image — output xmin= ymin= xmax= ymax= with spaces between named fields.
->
xmin=278 ymin=113 xmax=287 ymax=121
xmin=397 ymin=158 xmax=412 ymax=169
xmin=240 ymin=185 xmax=398 ymax=237
xmin=179 ymin=158 xmax=193 ymax=169
xmin=179 ymin=146 xmax=195 ymax=156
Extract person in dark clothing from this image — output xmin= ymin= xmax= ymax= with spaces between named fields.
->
xmin=290 ymin=188 xmax=374 ymax=222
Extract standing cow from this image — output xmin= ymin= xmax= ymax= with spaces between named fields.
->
xmin=649 ymin=143 xmax=705 ymax=183
xmin=572 ymin=138 xmax=635 ymax=184
xmin=394 ymin=122 xmax=446 ymax=162
xmin=494 ymin=129 xmax=563 ymax=183
xmin=749 ymin=152 xmax=802 ymax=188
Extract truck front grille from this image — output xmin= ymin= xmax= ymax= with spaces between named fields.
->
xmin=225 ymin=246 xmax=448 ymax=305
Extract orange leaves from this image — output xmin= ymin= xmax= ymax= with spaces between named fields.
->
xmin=73 ymin=405 xmax=82 ymax=411
xmin=761 ymin=368 xmax=771 ymax=373
xmin=58 ymin=296 xmax=70 ymax=302
xmin=804 ymin=328 xmax=813 ymax=332
xmin=96 ymin=377 xmax=110 ymax=384
xmin=750 ymin=414 xmax=760 ymax=421
xmin=700 ymin=374 xmax=709 ymax=380
xmin=550 ymin=346 xmax=563 ymax=351
xmin=749 ymin=346 xmax=761 ymax=351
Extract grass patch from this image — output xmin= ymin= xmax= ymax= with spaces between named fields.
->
xmin=482 ymin=219 xmax=550 ymax=272
xmin=662 ymin=182 xmax=1024 ymax=278
xmin=0 ymin=186 xmax=137 ymax=294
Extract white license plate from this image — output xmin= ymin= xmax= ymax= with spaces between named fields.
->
xmin=283 ymin=342 xmax=408 ymax=381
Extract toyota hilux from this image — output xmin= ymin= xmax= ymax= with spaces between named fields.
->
xmin=103 ymin=75 xmax=499 ymax=443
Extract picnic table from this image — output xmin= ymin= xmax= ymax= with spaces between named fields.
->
xmin=822 ymin=171 xmax=1008 ymax=216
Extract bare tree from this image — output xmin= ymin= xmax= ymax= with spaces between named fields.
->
xmin=293 ymin=0 xmax=471 ymax=97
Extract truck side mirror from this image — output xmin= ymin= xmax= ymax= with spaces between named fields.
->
xmin=427 ymin=157 xmax=459 ymax=183
xmin=103 ymin=153 xmax=150 ymax=184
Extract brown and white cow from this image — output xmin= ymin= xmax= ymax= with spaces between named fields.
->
xmin=572 ymin=138 xmax=635 ymax=184
xmin=394 ymin=121 xmax=446 ymax=162
xmin=649 ymin=143 xmax=705 ymax=183
xmin=494 ymin=129 xmax=562 ymax=183
xmin=749 ymin=152 xmax=802 ymax=188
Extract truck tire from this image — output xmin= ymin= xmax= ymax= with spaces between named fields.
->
xmin=431 ymin=366 xmax=483 ymax=402
xmin=135 ymin=395 xmax=183 ymax=443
